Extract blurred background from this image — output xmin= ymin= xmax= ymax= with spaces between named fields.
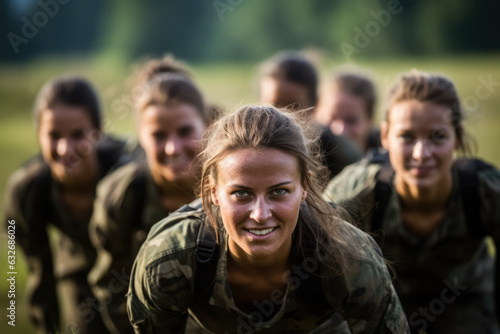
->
xmin=1 ymin=0 xmax=499 ymax=332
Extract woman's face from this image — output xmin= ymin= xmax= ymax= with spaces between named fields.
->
xmin=316 ymin=91 xmax=371 ymax=150
xmin=139 ymin=103 xmax=205 ymax=186
xmin=211 ymin=148 xmax=308 ymax=261
xmin=38 ymin=105 xmax=100 ymax=185
xmin=381 ymin=100 xmax=457 ymax=190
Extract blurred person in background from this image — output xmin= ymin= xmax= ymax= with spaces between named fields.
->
xmin=315 ymin=69 xmax=381 ymax=154
xmin=325 ymin=70 xmax=500 ymax=333
xmin=258 ymin=51 xmax=362 ymax=180
xmin=3 ymin=76 xmax=131 ymax=334
xmin=88 ymin=57 xmax=210 ymax=334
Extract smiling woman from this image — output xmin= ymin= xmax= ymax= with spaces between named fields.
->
xmin=87 ymin=58 xmax=209 ymax=334
xmin=127 ymin=105 xmax=410 ymax=333
xmin=324 ymin=70 xmax=500 ymax=333
xmin=3 ymin=76 xmax=129 ymax=334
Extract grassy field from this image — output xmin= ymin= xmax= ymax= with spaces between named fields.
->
xmin=1 ymin=53 xmax=499 ymax=333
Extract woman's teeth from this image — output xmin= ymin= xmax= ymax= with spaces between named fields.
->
xmin=248 ymin=228 xmax=275 ymax=236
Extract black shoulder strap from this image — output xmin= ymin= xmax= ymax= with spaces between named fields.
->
xmin=194 ymin=218 xmax=219 ymax=301
xmin=372 ymin=153 xmax=394 ymax=233
xmin=29 ymin=162 xmax=53 ymax=223
xmin=129 ymin=165 xmax=148 ymax=229
xmin=455 ymin=159 xmax=492 ymax=238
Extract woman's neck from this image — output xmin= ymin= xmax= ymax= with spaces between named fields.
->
xmin=395 ymin=173 xmax=452 ymax=212
xmin=57 ymin=157 xmax=99 ymax=193
xmin=153 ymin=177 xmax=197 ymax=212
xmin=396 ymin=174 xmax=452 ymax=238
xmin=227 ymin=239 xmax=291 ymax=277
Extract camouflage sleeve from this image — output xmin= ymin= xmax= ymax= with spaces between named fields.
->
xmin=88 ymin=167 xmax=138 ymax=334
xmin=324 ymin=233 xmax=410 ymax=333
xmin=477 ymin=166 xmax=500 ymax=322
xmin=127 ymin=215 xmax=201 ymax=334
xmin=323 ymin=161 xmax=380 ymax=226
xmin=3 ymin=169 xmax=60 ymax=333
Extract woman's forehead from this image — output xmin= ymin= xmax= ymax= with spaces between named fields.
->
xmin=216 ymin=148 xmax=300 ymax=184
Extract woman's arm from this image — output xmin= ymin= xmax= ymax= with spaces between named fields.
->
xmin=4 ymin=170 xmax=60 ymax=333
xmin=325 ymin=235 xmax=410 ymax=333
xmin=88 ymin=167 xmax=142 ymax=334
xmin=126 ymin=242 xmax=192 ymax=334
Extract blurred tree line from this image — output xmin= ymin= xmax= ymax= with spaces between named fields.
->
xmin=1 ymin=0 xmax=499 ymax=62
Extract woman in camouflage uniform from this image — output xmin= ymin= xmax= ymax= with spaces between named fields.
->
xmin=4 ymin=76 xmax=129 ymax=334
xmin=127 ymin=105 xmax=409 ymax=333
xmin=88 ymin=59 xmax=209 ymax=334
xmin=324 ymin=70 xmax=500 ymax=333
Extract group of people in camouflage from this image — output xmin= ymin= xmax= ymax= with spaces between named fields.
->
xmin=4 ymin=52 xmax=500 ymax=334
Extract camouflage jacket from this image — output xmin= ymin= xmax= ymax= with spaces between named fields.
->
xmin=127 ymin=199 xmax=409 ymax=334
xmin=88 ymin=160 xmax=170 ymax=333
xmin=324 ymin=157 xmax=500 ymax=331
xmin=3 ymin=135 xmax=130 ymax=333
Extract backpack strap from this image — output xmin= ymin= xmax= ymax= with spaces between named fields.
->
xmin=129 ymin=165 xmax=148 ymax=229
xmin=371 ymin=152 xmax=394 ymax=233
xmin=194 ymin=218 xmax=219 ymax=301
xmin=454 ymin=159 xmax=492 ymax=238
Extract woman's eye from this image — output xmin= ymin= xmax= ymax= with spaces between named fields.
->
xmin=152 ymin=132 xmax=166 ymax=141
xmin=399 ymin=133 xmax=414 ymax=143
xmin=178 ymin=126 xmax=194 ymax=138
xmin=234 ymin=190 xmax=249 ymax=197
xmin=431 ymin=129 xmax=447 ymax=144
xmin=272 ymin=189 xmax=287 ymax=196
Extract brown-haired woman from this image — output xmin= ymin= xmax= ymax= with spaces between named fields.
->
xmin=4 ymin=76 xmax=129 ymax=334
xmin=127 ymin=105 xmax=409 ymax=333
xmin=325 ymin=70 xmax=500 ymax=333
xmin=315 ymin=70 xmax=381 ymax=153
xmin=88 ymin=67 xmax=209 ymax=333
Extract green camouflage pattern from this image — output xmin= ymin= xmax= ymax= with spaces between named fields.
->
xmin=324 ymin=158 xmax=500 ymax=333
xmin=88 ymin=161 xmax=170 ymax=334
xmin=127 ymin=199 xmax=409 ymax=333
xmin=3 ymin=135 xmax=129 ymax=334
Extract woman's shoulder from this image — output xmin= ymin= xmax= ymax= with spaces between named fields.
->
xmin=324 ymin=154 xmax=384 ymax=203
xmin=5 ymin=155 xmax=50 ymax=202
xmin=453 ymin=158 xmax=500 ymax=195
xmin=96 ymin=134 xmax=144 ymax=176
xmin=474 ymin=159 xmax=500 ymax=192
xmin=139 ymin=199 xmax=206 ymax=266
xmin=96 ymin=160 xmax=146 ymax=199
xmin=321 ymin=221 xmax=393 ymax=303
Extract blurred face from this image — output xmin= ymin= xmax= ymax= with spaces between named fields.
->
xmin=260 ymin=77 xmax=310 ymax=109
xmin=139 ymin=103 xmax=205 ymax=186
xmin=38 ymin=105 xmax=100 ymax=185
xmin=316 ymin=91 xmax=371 ymax=150
xmin=211 ymin=148 xmax=308 ymax=261
xmin=381 ymin=100 xmax=457 ymax=190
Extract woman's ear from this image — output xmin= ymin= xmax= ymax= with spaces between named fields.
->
xmin=301 ymin=171 xmax=311 ymax=202
xmin=211 ymin=187 xmax=219 ymax=206
xmin=380 ymin=121 xmax=389 ymax=150
xmin=209 ymin=175 xmax=219 ymax=206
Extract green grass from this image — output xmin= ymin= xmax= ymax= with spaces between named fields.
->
xmin=1 ymin=53 xmax=500 ymax=333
